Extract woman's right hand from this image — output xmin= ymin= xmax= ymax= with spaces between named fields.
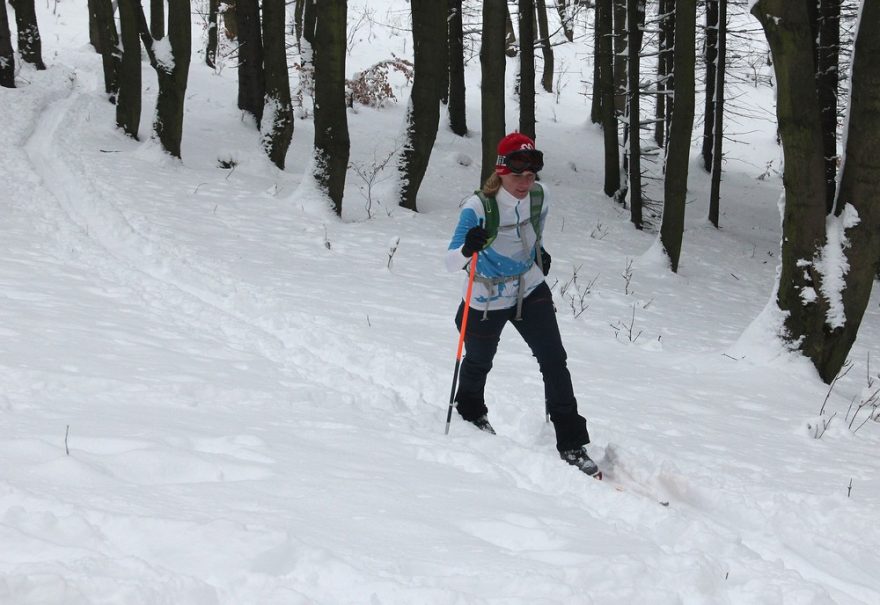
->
xmin=462 ymin=225 xmax=489 ymax=257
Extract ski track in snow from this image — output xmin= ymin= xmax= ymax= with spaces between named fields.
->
xmin=2 ymin=6 xmax=880 ymax=603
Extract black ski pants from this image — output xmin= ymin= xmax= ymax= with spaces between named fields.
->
xmin=454 ymin=281 xmax=590 ymax=452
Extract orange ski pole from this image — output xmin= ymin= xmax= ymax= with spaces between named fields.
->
xmin=445 ymin=222 xmax=482 ymax=435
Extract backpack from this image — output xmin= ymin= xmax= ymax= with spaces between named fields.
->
xmin=474 ymin=184 xmax=544 ymax=248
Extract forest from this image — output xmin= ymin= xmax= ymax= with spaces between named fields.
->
xmin=2 ymin=0 xmax=877 ymax=384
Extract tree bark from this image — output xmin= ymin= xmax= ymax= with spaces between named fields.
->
xmin=0 ymin=1 xmax=15 ymax=88
xmin=519 ymin=0 xmax=536 ymax=140
xmin=753 ymin=0 xmax=830 ymax=374
xmin=9 ymin=0 xmax=45 ymax=69
xmin=701 ymin=0 xmax=718 ymax=172
xmin=481 ymin=0 xmax=508 ymax=185
xmin=399 ymin=0 xmax=446 ymax=212
xmin=817 ymin=0 xmax=841 ymax=213
xmin=312 ymin=0 xmax=349 ymax=215
xmin=814 ymin=1 xmax=880 ymax=382
xmin=447 ymin=0 xmax=467 ymax=135
xmin=153 ymin=0 xmax=191 ymax=158
xmin=627 ymin=0 xmax=645 ymax=229
xmin=612 ymin=0 xmax=627 ymax=114
xmin=206 ymin=0 xmax=219 ymax=68
xmin=708 ymin=0 xmax=726 ymax=228
xmin=654 ymin=0 xmax=668 ymax=147
xmin=536 ymin=0 xmax=554 ymax=93
xmin=659 ymin=0 xmax=695 ymax=273
xmin=116 ymin=0 xmax=142 ymax=138
xmin=554 ymin=0 xmax=574 ymax=42
xmin=597 ymin=0 xmax=619 ymax=197
xmin=150 ymin=0 xmax=164 ymax=39
xmin=88 ymin=0 xmax=101 ymax=52
xmin=261 ymin=0 xmax=293 ymax=169
xmin=94 ymin=0 xmax=120 ymax=101
xmin=236 ymin=0 xmax=264 ymax=125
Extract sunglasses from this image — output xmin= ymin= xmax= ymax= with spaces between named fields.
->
xmin=498 ymin=149 xmax=544 ymax=174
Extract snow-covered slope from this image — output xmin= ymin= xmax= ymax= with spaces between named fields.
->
xmin=1 ymin=2 xmax=879 ymax=603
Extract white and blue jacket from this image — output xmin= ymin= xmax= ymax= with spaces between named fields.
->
xmin=446 ymin=184 xmax=549 ymax=312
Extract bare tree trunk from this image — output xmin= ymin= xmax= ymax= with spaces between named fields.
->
xmin=813 ymin=0 xmax=880 ymax=381
xmin=88 ymin=0 xmax=101 ymax=52
xmin=590 ymin=7 xmax=602 ymax=124
xmin=708 ymin=0 xmax=726 ymax=228
xmin=519 ymin=0 xmax=536 ymax=140
xmin=481 ymin=0 xmax=507 ymax=185
xmin=505 ymin=3 xmax=518 ymax=57
xmin=612 ymin=0 xmax=627 ymax=114
xmin=152 ymin=0 xmax=191 ymax=158
xmin=94 ymin=0 xmax=120 ymax=101
xmin=398 ymin=0 xmax=446 ymax=211
xmin=654 ymin=0 xmax=669 ymax=147
xmin=236 ymin=0 xmax=264 ymax=125
xmin=9 ymin=0 xmax=45 ymax=69
xmin=627 ymin=0 xmax=645 ymax=229
xmin=701 ymin=0 xmax=718 ymax=172
xmin=206 ymin=0 xmax=219 ymax=68
xmin=261 ymin=0 xmax=293 ymax=169
xmin=150 ymin=0 xmax=164 ymax=38
xmin=448 ymin=0 xmax=467 ymax=135
xmin=818 ymin=0 xmax=841 ymax=214
xmin=752 ymin=0 xmax=829 ymax=373
xmin=555 ymin=0 xmax=574 ymax=41
xmin=116 ymin=0 xmax=142 ymax=138
xmin=536 ymin=0 xmax=554 ymax=93
xmin=312 ymin=0 xmax=349 ymax=215
xmin=0 ymin=1 xmax=15 ymax=88
xmin=597 ymin=0 xmax=619 ymax=197
xmin=659 ymin=0 xmax=695 ymax=273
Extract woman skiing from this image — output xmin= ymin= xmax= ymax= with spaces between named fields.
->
xmin=445 ymin=132 xmax=600 ymax=477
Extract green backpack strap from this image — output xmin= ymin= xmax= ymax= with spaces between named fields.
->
xmin=475 ymin=190 xmax=500 ymax=247
xmin=475 ymin=184 xmax=544 ymax=249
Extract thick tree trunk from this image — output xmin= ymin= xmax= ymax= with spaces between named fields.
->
xmin=448 ymin=0 xmax=467 ymax=136
xmin=708 ymin=0 xmax=726 ymax=228
xmin=597 ymin=0 xmax=619 ymax=197
xmin=261 ymin=0 xmax=293 ymax=169
xmin=701 ymin=0 xmax=718 ymax=172
xmin=519 ymin=0 xmax=536 ymax=140
xmin=206 ymin=0 xmax=219 ymax=68
xmin=150 ymin=0 xmax=164 ymax=38
xmin=116 ymin=0 xmax=142 ymax=138
xmin=312 ymin=0 xmax=349 ymax=215
xmin=536 ymin=0 xmax=553 ymax=93
xmin=753 ymin=0 xmax=830 ymax=374
xmin=814 ymin=1 xmax=880 ymax=382
xmin=399 ymin=0 xmax=446 ymax=212
xmin=659 ymin=0 xmax=695 ymax=273
xmin=818 ymin=0 xmax=841 ymax=214
xmin=9 ymin=0 xmax=45 ymax=69
xmin=88 ymin=0 xmax=101 ymax=52
xmin=481 ymin=0 xmax=507 ymax=185
xmin=94 ymin=0 xmax=120 ymax=101
xmin=302 ymin=0 xmax=316 ymax=45
xmin=153 ymin=0 xmax=191 ymax=158
xmin=236 ymin=0 xmax=264 ymax=125
xmin=627 ymin=0 xmax=645 ymax=229
xmin=0 ymin=1 xmax=15 ymax=88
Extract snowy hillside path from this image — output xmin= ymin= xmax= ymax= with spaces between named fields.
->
xmin=2 ymin=19 xmax=880 ymax=604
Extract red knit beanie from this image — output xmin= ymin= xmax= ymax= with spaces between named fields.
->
xmin=495 ymin=132 xmax=537 ymax=175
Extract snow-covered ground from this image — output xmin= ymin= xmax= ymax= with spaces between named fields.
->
xmin=2 ymin=2 xmax=879 ymax=603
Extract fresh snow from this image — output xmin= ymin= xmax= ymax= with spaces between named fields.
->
xmin=1 ymin=2 xmax=879 ymax=604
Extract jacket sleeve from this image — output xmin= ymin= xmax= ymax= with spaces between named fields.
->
xmin=445 ymin=196 xmax=484 ymax=273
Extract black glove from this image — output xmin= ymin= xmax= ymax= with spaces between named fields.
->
xmin=538 ymin=247 xmax=551 ymax=276
xmin=462 ymin=225 xmax=489 ymax=257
